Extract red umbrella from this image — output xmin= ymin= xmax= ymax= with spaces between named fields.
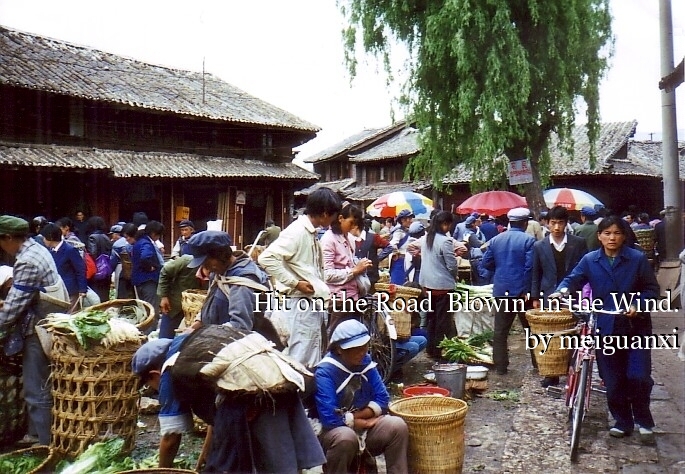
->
xmin=456 ymin=191 xmax=527 ymax=216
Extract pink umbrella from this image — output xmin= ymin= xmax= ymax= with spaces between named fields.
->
xmin=456 ymin=191 xmax=527 ymax=216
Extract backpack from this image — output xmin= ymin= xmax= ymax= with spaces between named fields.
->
xmin=93 ymin=253 xmax=113 ymax=281
xmin=84 ymin=252 xmax=97 ymax=280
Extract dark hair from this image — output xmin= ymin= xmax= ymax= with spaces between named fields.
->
xmin=330 ymin=204 xmax=363 ymax=235
xmin=509 ymin=220 xmax=527 ymax=230
xmin=306 ymin=187 xmax=341 ymax=218
xmin=122 ymin=223 xmax=138 ymax=239
xmin=40 ymin=223 xmax=62 ymax=242
xmin=132 ymin=212 xmax=149 ymax=227
xmin=145 ymin=220 xmax=165 ymax=238
xmin=265 ymin=219 xmax=275 ymax=227
xmin=547 ymin=206 xmax=569 ymax=222
xmin=85 ymin=216 xmax=107 ymax=235
xmin=597 ymin=215 xmax=626 ymax=234
xmin=207 ymin=246 xmax=233 ymax=263
xmin=31 ymin=216 xmax=48 ymax=232
xmin=638 ymin=213 xmax=650 ymax=224
xmin=426 ymin=211 xmax=454 ymax=251
xmin=55 ymin=217 xmax=74 ymax=231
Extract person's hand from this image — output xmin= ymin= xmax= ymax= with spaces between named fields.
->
xmin=532 ymin=299 xmax=540 ymax=309
xmin=548 ymin=288 xmax=568 ymax=300
xmin=355 ymin=416 xmax=382 ymax=430
xmin=159 ymin=296 xmax=171 ymax=314
xmin=626 ymin=305 xmax=638 ymax=318
xmin=295 ymin=280 xmax=315 ymax=294
xmin=353 ymin=258 xmax=372 ymax=275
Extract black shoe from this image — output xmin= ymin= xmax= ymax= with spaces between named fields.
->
xmin=540 ymin=376 xmax=559 ymax=388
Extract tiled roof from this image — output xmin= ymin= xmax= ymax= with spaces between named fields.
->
xmin=443 ymin=121 xmax=640 ymax=184
xmin=302 ymin=121 xmax=408 ymax=163
xmin=349 ymin=127 xmax=420 ymax=162
xmin=0 ymin=26 xmax=319 ymax=132
xmin=343 ymin=181 xmax=430 ymax=201
xmin=625 ymin=140 xmax=685 ymax=178
xmin=0 ymin=142 xmax=319 ymax=180
xmin=294 ymin=178 xmax=356 ymax=196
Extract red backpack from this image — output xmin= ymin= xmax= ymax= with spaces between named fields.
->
xmin=84 ymin=252 xmax=97 ymax=280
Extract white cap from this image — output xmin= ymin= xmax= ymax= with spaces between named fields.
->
xmin=507 ymin=207 xmax=530 ymax=222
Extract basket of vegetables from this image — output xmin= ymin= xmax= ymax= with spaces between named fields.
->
xmin=86 ymin=299 xmax=155 ymax=333
xmin=54 ymin=437 xmax=135 ymax=472
xmin=438 ymin=331 xmax=494 ymax=365
xmin=0 ymin=446 xmax=57 ymax=474
xmin=39 ymin=309 xmax=145 ymax=457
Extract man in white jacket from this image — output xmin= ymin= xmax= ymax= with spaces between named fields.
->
xmin=259 ymin=188 xmax=341 ymax=367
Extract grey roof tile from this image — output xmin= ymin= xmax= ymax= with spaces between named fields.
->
xmin=349 ymin=127 xmax=420 ymax=162
xmin=294 ymin=178 xmax=356 ymax=196
xmin=0 ymin=142 xmax=319 ymax=180
xmin=0 ymin=26 xmax=319 ymax=132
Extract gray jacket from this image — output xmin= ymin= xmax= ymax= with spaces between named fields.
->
xmin=419 ymin=233 xmax=458 ymax=290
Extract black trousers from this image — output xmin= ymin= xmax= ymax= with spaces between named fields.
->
xmin=493 ymin=301 xmax=537 ymax=372
xmin=425 ymin=291 xmax=457 ymax=358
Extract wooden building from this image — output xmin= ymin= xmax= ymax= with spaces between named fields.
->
xmin=0 ymin=25 xmax=319 ymax=248
xmin=301 ymin=119 xmax=684 ymax=217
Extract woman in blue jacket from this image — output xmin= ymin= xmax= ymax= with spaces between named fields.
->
xmin=315 ymin=319 xmax=408 ymax=473
xmin=124 ymin=220 xmax=165 ymax=333
xmin=554 ymin=215 xmax=660 ymax=444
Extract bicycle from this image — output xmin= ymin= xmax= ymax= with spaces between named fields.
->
xmin=360 ymin=294 xmax=397 ymax=383
xmin=564 ymin=305 xmax=622 ymax=462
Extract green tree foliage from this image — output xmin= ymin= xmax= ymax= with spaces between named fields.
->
xmin=340 ymin=0 xmax=613 ymax=212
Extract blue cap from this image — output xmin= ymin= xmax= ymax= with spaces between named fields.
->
xmin=465 ymin=216 xmax=478 ymax=226
xmin=470 ymin=212 xmax=480 ymax=218
xmin=179 ymin=219 xmax=194 ymax=229
xmin=507 ymin=207 xmax=530 ymax=222
xmin=186 ymin=231 xmax=233 ymax=268
xmin=396 ymin=209 xmax=415 ymax=221
xmin=580 ymin=206 xmax=597 ymax=217
xmin=131 ymin=339 xmax=173 ymax=376
xmin=108 ymin=224 xmax=123 ymax=234
xmin=330 ymin=319 xmax=371 ymax=350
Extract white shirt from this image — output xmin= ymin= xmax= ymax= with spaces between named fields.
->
xmin=549 ymin=233 xmax=568 ymax=252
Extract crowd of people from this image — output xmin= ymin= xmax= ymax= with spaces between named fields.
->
xmin=0 ymin=192 xmax=671 ymax=470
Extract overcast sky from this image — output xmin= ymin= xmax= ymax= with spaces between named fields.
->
xmin=1 ymin=0 xmax=683 ymax=163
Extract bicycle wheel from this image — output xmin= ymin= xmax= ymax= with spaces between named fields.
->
xmin=570 ymin=358 xmax=590 ymax=462
xmin=363 ymin=301 xmax=396 ymax=383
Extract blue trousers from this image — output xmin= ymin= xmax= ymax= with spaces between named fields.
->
xmin=395 ymin=335 xmax=428 ymax=366
xmin=23 ymin=334 xmax=52 ymax=445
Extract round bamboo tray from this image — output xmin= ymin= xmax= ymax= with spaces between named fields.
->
xmin=525 ymin=309 xmax=578 ymax=376
xmin=50 ymin=333 xmax=142 ymax=458
xmin=181 ymin=289 xmax=208 ymax=327
xmin=389 ymin=396 xmax=468 ymax=473
xmin=0 ymin=446 xmax=58 ymax=474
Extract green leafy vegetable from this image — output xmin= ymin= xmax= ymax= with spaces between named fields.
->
xmin=0 ymin=452 xmax=44 ymax=474
xmin=57 ymin=437 xmax=127 ymax=474
xmin=466 ymin=330 xmax=494 ymax=349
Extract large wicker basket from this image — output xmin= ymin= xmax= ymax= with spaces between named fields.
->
xmin=0 ymin=446 xmax=58 ymax=473
xmin=525 ymin=309 xmax=578 ymax=376
xmin=181 ymin=289 xmax=208 ymax=327
xmin=389 ymin=396 xmax=468 ymax=473
xmin=50 ymin=333 xmax=143 ymax=458
xmin=0 ymin=355 xmax=26 ymax=447
xmin=634 ymin=228 xmax=656 ymax=255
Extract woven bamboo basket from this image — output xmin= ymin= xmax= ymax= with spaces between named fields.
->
xmin=86 ymin=299 xmax=156 ymax=333
xmin=634 ymin=229 xmax=656 ymax=253
xmin=0 ymin=446 xmax=58 ymax=473
xmin=390 ymin=309 xmax=412 ymax=340
xmin=50 ymin=333 xmax=142 ymax=458
xmin=0 ymin=356 xmax=26 ymax=447
xmin=525 ymin=309 xmax=578 ymax=376
xmin=181 ymin=289 xmax=208 ymax=327
xmin=389 ymin=396 xmax=468 ymax=473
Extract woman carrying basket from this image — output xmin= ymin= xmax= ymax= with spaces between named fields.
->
xmin=552 ymin=215 xmax=660 ymax=444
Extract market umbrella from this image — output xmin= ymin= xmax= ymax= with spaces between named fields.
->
xmin=543 ymin=188 xmax=603 ymax=211
xmin=456 ymin=191 xmax=527 ymax=216
xmin=366 ymin=191 xmax=434 ymax=220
